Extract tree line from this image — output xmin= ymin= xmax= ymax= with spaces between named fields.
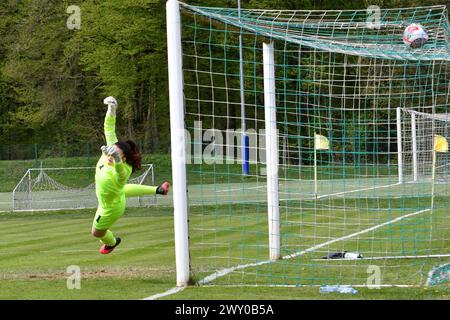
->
xmin=0 ymin=0 xmax=445 ymax=160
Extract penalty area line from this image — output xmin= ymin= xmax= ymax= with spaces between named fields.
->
xmin=201 ymin=283 xmax=421 ymax=288
xmin=282 ymin=208 xmax=431 ymax=260
xmin=143 ymin=286 xmax=186 ymax=300
xmin=143 ymin=207 xmax=430 ymax=300
xmin=312 ymin=253 xmax=450 ymax=261
xmin=280 ymin=181 xmax=401 ymax=202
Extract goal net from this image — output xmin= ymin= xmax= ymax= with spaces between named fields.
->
xmin=12 ymin=164 xmax=156 ymax=211
xmin=399 ymin=108 xmax=450 ymax=183
xmin=167 ymin=1 xmax=450 ymax=287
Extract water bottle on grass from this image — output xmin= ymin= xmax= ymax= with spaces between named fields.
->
xmin=319 ymin=285 xmax=358 ymax=294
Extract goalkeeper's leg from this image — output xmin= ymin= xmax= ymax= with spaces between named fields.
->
xmin=91 ymin=206 xmax=124 ymax=254
xmin=124 ymin=182 xmax=170 ymax=197
xmin=91 ymin=227 xmax=122 ymax=254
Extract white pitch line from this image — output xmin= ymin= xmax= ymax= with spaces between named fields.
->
xmin=143 ymin=286 xmax=186 ymax=300
xmin=280 ymin=182 xmax=401 ymax=202
xmin=215 ymin=186 xmax=265 ymax=193
xmin=197 ymin=209 xmax=431 ymax=286
xmin=316 ymin=182 xmax=401 ymax=200
xmin=312 ymin=253 xmax=450 ymax=261
xmin=144 ymin=207 xmax=431 ymax=300
xmin=201 ymin=284 xmax=420 ymax=288
xmin=35 ymin=247 xmax=148 ymax=254
xmin=282 ymin=208 xmax=431 ymax=260
xmin=213 ymin=181 xmax=400 ymax=198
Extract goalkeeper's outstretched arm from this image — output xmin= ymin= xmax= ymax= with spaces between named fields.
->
xmin=103 ymin=96 xmax=118 ymax=146
xmin=101 ymin=96 xmax=145 ymax=183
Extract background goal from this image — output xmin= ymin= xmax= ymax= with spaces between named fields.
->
xmin=399 ymin=108 xmax=450 ymax=183
xmin=12 ymin=164 xmax=156 ymax=211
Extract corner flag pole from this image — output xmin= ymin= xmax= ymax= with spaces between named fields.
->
xmin=430 ymin=134 xmax=448 ymax=240
xmin=430 ymin=143 xmax=437 ymax=242
xmin=431 ymin=148 xmax=437 ymax=210
xmin=314 ymin=133 xmax=318 ymax=199
xmin=314 ymin=134 xmax=330 ymax=199
xmin=238 ymin=0 xmax=249 ymax=175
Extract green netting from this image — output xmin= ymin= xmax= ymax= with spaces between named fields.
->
xmin=183 ymin=3 xmax=450 ymax=61
xmin=176 ymin=3 xmax=450 ymax=287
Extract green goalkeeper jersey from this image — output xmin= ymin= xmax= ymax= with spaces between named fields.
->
xmin=95 ymin=114 xmax=133 ymax=210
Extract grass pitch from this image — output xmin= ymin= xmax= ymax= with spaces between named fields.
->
xmin=0 ymin=207 xmax=448 ymax=300
xmin=0 ymin=155 xmax=448 ymax=299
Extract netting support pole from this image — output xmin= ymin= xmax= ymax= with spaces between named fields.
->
xmin=411 ymin=111 xmax=418 ymax=182
xmin=238 ymin=0 xmax=249 ymax=175
xmin=166 ymin=0 xmax=191 ymax=287
xmin=396 ymin=107 xmax=404 ymax=184
xmin=263 ymin=42 xmax=280 ymax=261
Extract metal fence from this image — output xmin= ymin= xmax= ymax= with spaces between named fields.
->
xmin=0 ymin=141 xmax=151 ymax=161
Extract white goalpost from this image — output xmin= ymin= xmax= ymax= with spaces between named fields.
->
xmin=398 ymin=107 xmax=450 ymax=183
xmin=263 ymin=41 xmax=280 ymax=261
xmin=166 ymin=0 xmax=190 ymax=287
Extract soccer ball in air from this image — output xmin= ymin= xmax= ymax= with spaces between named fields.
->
xmin=403 ymin=23 xmax=429 ymax=49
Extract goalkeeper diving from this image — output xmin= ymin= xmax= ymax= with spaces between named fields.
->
xmin=91 ymin=96 xmax=169 ymax=254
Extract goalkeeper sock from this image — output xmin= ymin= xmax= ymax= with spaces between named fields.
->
xmin=124 ymin=184 xmax=157 ymax=197
xmin=100 ymin=230 xmax=117 ymax=247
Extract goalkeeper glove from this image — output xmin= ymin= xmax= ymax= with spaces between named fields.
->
xmin=103 ymin=96 xmax=117 ymax=107
xmin=101 ymin=145 xmax=122 ymax=163
xmin=104 ymin=96 xmax=118 ymax=116
xmin=156 ymin=181 xmax=170 ymax=195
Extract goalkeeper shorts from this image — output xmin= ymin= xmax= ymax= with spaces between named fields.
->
xmin=92 ymin=200 xmax=126 ymax=230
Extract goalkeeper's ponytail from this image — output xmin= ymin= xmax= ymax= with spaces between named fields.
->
xmin=115 ymin=140 xmax=142 ymax=173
